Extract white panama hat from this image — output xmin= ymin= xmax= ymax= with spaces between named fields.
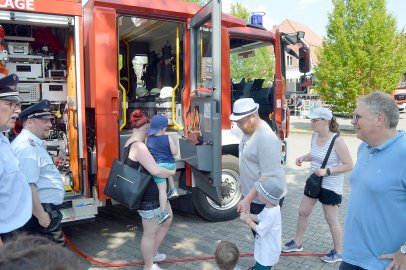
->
xmin=230 ymin=98 xmax=259 ymax=121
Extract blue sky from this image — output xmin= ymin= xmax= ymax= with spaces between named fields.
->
xmin=223 ymin=0 xmax=406 ymax=38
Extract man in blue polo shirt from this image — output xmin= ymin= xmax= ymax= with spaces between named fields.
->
xmin=340 ymin=91 xmax=406 ymax=270
xmin=0 ymin=74 xmax=32 ymax=245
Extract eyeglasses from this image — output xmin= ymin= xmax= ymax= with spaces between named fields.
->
xmin=2 ymin=101 xmax=22 ymax=111
xmin=310 ymin=118 xmax=322 ymax=123
xmin=352 ymin=114 xmax=361 ymax=123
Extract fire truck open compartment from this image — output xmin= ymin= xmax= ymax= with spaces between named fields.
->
xmin=117 ymin=16 xmax=184 ymax=127
xmin=0 ymin=11 xmax=94 ymax=222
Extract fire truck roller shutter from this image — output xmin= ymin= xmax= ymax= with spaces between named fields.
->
xmin=193 ymin=155 xmax=241 ymax=221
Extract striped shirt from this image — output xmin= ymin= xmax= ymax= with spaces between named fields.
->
xmin=309 ymin=133 xmax=343 ymax=195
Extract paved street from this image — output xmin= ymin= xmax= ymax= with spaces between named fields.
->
xmin=63 ymin=115 xmax=406 ymax=270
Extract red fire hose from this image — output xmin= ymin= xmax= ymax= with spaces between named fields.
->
xmin=65 ymin=234 xmax=325 ymax=268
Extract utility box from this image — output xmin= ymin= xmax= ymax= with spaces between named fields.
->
xmin=72 ymin=198 xmax=98 ymax=217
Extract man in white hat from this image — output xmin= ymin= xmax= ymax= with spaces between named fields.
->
xmin=231 ymin=98 xmax=285 ymax=235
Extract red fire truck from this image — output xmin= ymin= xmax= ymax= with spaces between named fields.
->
xmin=393 ymin=87 xmax=406 ymax=112
xmin=0 ymin=0 xmax=310 ymax=222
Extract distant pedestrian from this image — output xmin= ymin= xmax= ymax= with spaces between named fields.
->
xmin=282 ymin=107 xmax=353 ymax=264
xmin=146 ymin=114 xmax=179 ymax=225
xmin=240 ymin=177 xmax=286 ymax=270
xmin=12 ymin=100 xmax=64 ymax=245
xmin=340 ymin=91 xmax=406 ymax=270
xmin=214 ymin=241 xmax=241 ymax=270
xmin=0 ymin=74 xmax=32 ymax=246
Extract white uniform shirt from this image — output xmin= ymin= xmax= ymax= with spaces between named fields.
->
xmin=0 ymin=133 xmax=32 ymax=233
xmin=11 ymin=129 xmax=64 ymax=205
xmin=254 ymin=205 xmax=282 ymax=267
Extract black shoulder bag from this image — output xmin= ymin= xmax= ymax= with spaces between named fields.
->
xmin=304 ymin=134 xmax=339 ymax=198
xmin=104 ymin=142 xmax=152 ymax=209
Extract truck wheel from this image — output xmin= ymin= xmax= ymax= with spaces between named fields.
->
xmin=193 ymin=155 xmax=241 ymax=221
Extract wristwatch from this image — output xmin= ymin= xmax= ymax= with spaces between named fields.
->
xmin=326 ymin=168 xmax=331 ymax=176
xmin=401 ymin=243 xmax=406 ymax=254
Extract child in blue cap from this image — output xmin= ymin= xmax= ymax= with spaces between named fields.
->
xmin=146 ymin=114 xmax=179 ymax=224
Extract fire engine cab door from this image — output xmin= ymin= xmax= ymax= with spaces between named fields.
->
xmin=188 ymin=0 xmax=222 ymax=205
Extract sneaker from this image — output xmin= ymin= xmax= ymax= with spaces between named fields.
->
xmin=167 ymin=188 xmax=179 ymax=200
xmin=321 ymin=249 xmax=342 ymax=263
xmin=152 ymin=252 xmax=166 ymax=262
xmin=156 ymin=209 xmax=171 ymax=225
xmin=282 ymin=240 xmax=303 ymax=252
xmin=144 ymin=263 xmax=164 ymax=270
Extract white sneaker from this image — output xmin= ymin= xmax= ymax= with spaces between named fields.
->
xmin=152 ymin=253 xmax=166 ymax=262
xmin=144 ymin=263 xmax=164 ymax=270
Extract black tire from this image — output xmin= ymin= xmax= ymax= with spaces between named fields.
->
xmin=193 ymin=155 xmax=241 ymax=221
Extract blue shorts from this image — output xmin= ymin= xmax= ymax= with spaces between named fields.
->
xmin=138 ymin=201 xmax=161 ymax=221
xmin=153 ymin=163 xmax=176 ymax=184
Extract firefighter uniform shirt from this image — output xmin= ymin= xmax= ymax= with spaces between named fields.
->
xmin=0 ymin=133 xmax=32 ymax=233
xmin=11 ymin=129 xmax=64 ymax=205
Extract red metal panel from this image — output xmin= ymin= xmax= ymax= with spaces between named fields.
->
xmin=273 ymin=30 xmax=286 ymax=140
xmin=0 ymin=0 xmax=82 ymax=16
xmin=221 ymin=26 xmax=231 ymax=130
xmin=92 ymin=0 xmax=244 ymax=27
xmin=89 ymin=6 xmax=119 ymax=200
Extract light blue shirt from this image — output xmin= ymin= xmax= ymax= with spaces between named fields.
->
xmin=11 ymin=129 xmax=64 ymax=205
xmin=343 ymin=131 xmax=406 ymax=270
xmin=0 ymin=133 xmax=32 ymax=233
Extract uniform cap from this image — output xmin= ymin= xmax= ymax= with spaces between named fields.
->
xmin=0 ymin=73 xmax=21 ymax=101
xmin=307 ymin=107 xmax=333 ymax=120
xmin=146 ymin=114 xmax=168 ymax=135
xmin=255 ymin=177 xmax=287 ymax=206
xmin=230 ymin=98 xmax=259 ymax=121
xmin=19 ymin=99 xmax=53 ymax=120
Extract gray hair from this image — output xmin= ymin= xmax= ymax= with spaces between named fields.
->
xmin=359 ymin=91 xmax=399 ymax=128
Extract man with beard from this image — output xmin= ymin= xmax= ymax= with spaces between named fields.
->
xmin=0 ymin=74 xmax=32 ymax=245
xmin=232 ymin=98 xmax=286 ymax=234
xmin=12 ymin=99 xmax=64 ymax=245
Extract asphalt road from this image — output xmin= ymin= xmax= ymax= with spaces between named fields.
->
xmin=63 ymin=115 xmax=405 ymax=270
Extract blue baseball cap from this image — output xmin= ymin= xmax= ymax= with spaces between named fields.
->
xmin=146 ymin=114 xmax=168 ymax=135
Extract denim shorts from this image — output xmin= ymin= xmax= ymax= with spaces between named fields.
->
xmin=138 ymin=201 xmax=161 ymax=221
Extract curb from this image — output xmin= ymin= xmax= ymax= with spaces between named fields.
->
xmin=289 ymin=127 xmax=355 ymax=136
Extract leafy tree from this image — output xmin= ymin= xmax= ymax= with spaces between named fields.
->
xmin=314 ymin=0 xmax=406 ymax=114
xmin=182 ymin=0 xmax=207 ymax=6
xmin=229 ymin=3 xmax=274 ymax=84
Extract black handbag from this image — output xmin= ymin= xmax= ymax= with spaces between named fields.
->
xmin=304 ymin=134 xmax=339 ymax=198
xmin=104 ymin=142 xmax=152 ymax=209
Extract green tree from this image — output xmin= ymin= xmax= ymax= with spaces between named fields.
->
xmin=229 ymin=3 xmax=274 ymax=84
xmin=314 ymin=0 xmax=406 ymax=114
xmin=182 ymin=0 xmax=207 ymax=6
